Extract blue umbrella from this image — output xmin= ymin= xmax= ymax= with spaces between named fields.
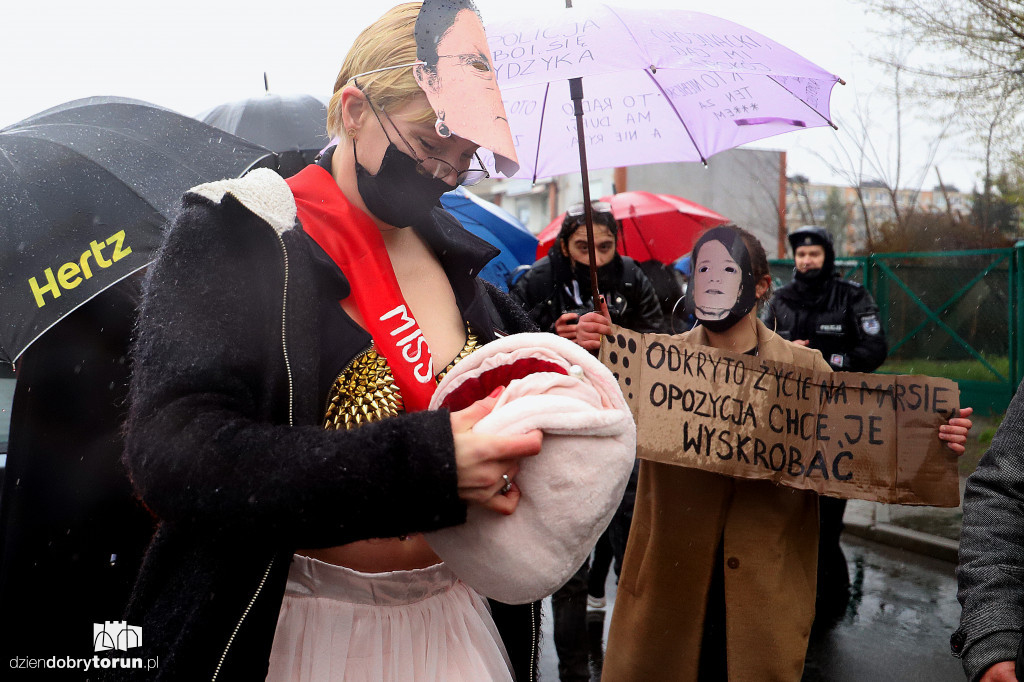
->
xmin=441 ymin=186 xmax=538 ymax=291
xmin=674 ymin=254 xmax=692 ymax=278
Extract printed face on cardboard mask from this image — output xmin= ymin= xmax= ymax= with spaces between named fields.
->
xmin=414 ymin=0 xmax=518 ymax=176
xmin=684 ymin=226 xmax=758 ymax=333
xmin=693 ymin=239 xmax=743 ymax=320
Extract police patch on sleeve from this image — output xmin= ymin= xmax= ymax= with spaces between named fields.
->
xmin=860 ymin=314 xmax=881 ymax=336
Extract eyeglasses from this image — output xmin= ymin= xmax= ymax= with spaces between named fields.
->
xmin=364 ymin=95 xmax=490 ymax=187
xmin=563 ymin=201 xmax=616 ymax=228
xmin=436 ymin=53 xmax=494 ymax=77
xmin=566 ymin=201 xmax=613 ymax=217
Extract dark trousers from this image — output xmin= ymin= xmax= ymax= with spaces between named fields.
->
xmin=588 ymin=461 xmax=639 ymax=599
xmin=697 ymin=539 xmax=728 ymax=682
xmin=552 ymin=560 xmax=590 ymax=682
xmin=814 ymin=496 xmax=850 ymax=620
xmin=588 ymin=532 xmax=614 ymax=599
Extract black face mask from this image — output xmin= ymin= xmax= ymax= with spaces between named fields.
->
xmin=698 ymin=309 xmax=749 ymax=333
xmin=794 ymin=267 xmax=825 ymax=283
xmin=571 ymin=258 xmax=617 ymax=287
xmin=353 ymin=141 xmax=451 ymax=227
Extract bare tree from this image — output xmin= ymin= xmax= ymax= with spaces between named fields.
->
xmin=787 ymin=174 xmax=815 ymax=226
xmin=812 ymin=101 xmax=876 ymax=251
xmin=867 ymin=0 xmax=1024 ymax=193
xmin=869 ymin=1 xmax=1024 ymax=96
xmin=811 ymin=43 xmax=955 ymax=252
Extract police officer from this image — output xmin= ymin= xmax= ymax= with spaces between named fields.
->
xmin=765 ymin=225 xmax=888 ymax=620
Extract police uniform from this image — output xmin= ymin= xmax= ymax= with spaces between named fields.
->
xmin=764 ymin=225 xmax=888 ymax=619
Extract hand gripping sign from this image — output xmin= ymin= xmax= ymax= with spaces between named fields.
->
xmin=601 ymin=325 xmax=960 ymax=507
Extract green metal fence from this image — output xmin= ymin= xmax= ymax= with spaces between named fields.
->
xmin=770 ymin=243 xmax=1024 ymax=414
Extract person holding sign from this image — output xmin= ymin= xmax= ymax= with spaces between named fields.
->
xmin=512 ymin=201 xmax=663 ymax=682
xmin=601 ymin=225 xmax=973 ymax=682
xmin=764 ymin=225 xmax=889 ymax=621
xmin=118 ymin=3 xmax=545 ymax=681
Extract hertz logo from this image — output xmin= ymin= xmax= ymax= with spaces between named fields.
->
xmin=28 ymin=230 xmax=132 ymax=308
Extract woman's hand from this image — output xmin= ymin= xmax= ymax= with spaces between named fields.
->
xmin=449 ymin=387 xmax=542 ymax=515
xmin=554 ymin=312 xmax=580 ymax=341
xmin=979 ymin=661 xmax=1017 ymax=682
xmin=576 ymin=301 xmax=613 ymax=351
xmin=940 ymin=406 xmax=974 ymax=455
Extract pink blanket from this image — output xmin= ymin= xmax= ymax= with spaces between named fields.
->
xmin=427 ymin=332 xmax=636 ymax=604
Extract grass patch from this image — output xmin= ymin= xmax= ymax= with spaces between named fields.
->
xmin=878 ymin=355 xmax=1010 ymax=382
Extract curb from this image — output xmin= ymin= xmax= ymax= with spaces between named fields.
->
xmin=844 ymin=520 xmax=959 ymax=564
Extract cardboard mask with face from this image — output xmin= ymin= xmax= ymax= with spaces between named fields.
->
xmin=684 ymin=226 xmax=757 ymax=333
xmin=414 ymin=0 xmax=519 ymax=177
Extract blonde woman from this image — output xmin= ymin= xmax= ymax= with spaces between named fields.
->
xmin=119 ymin=3 xmax=541 ymax=680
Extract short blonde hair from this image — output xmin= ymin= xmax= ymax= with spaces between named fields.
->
xmin=327 ymin=2 xmax=434 ymax=137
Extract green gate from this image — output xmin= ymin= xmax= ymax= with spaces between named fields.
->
xmin=770 ymin=243 xmax=1024 ymax=414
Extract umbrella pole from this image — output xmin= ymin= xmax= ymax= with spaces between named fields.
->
xmin=569 ymin=77 xmax=602 ymax=309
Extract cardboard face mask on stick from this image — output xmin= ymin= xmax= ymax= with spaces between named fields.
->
xmin=685 ymin=226 xmax=757 ymax=333
xmin=414 ymin=0 xmax=519 ymax=177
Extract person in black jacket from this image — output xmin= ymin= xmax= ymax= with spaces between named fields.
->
xmin=115 ymin=4 xmax=543 ymax=680
xmin=511 ymin=201 xmax=666 ymax=340
xmin=766 ymin=226 xmax=887 ymax=373
xmin=511 ymin=201 xmax=663 ymax=681
xmin=764 ymin=225 xmax=888 ymax=622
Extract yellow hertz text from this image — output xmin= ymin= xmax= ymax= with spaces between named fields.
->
xmin=28 ymin=230 xmax=132 ymax=308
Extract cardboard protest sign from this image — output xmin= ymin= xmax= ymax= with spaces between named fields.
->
xmin=600 ymin=326 xmax=960 ymax=507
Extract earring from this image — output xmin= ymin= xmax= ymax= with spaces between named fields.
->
xmin=435 ymin=117 xmax=451 ymax=138
xmin=346 ymin=128 xmax=356 ymax=139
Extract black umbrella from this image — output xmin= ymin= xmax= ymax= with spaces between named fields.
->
xmin=0 ymin=96 xmax=276 ymax=364
xmin=199 ymin=93 xmax=329 ymax=177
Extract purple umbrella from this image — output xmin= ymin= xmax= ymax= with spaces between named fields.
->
xmin=481 ymin=3 xmax=842 ymax=301
xmin=485 ymin=4 xmax=842 ymax=180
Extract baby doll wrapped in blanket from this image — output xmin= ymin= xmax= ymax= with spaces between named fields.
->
xmin=427 ymin=332 xmax=636 ymax=604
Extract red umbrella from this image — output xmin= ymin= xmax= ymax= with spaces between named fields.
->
xmin=535 ymin=191 xmax=730 ymax=263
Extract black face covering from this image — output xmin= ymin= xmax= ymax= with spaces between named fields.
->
xmin=353 ymin=141 xmax=452 ymax=227
xmin=794 ymin=267 xmax=825 ymax=283
xmin=571 ymin=258 xmax=618 ymax=290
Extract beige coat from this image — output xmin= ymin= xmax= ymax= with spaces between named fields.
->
xmin=603 ymin=320 xmax=833 ymax=682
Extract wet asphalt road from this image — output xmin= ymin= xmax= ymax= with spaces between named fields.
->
xmin=537 ymin=534 xmax=964 ymax=681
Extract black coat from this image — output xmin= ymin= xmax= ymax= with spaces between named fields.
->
xmin=510 ymin=246 xmax=666 ymax=334
xmin=765 ymin=274 xmax=888 ymax=372
xmin=117 ymin=169 xmax=539 ymax=681
xmin=0 ymin=277 xmax=156 ymax=662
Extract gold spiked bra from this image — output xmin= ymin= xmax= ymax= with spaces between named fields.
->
xmin=323 ymin=327 xmax=479 ymax=431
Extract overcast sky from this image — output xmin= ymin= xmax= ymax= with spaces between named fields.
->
xmin=2 ymin=0 xmax=982 ymax=192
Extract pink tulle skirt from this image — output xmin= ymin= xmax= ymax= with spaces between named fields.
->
xmin=265 ymin=554 xmax=514 ymax=681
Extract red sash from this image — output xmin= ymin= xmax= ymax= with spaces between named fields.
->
xmin=286 ymin=165 xmax=436 ymax=412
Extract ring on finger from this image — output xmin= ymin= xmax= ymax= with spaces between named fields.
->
xmin=500 ymin=474 xmax=513 ymax=495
